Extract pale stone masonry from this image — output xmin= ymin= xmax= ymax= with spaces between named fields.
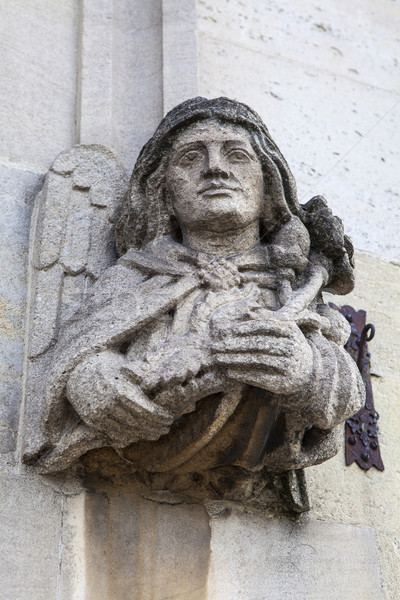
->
xmin=0 ymin=1 xmax=399 ymax=599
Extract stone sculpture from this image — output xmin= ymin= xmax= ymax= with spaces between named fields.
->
xmin=23 ymin=97 xmax=364 ymax=509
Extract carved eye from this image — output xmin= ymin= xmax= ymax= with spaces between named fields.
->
xmin=179 ymin=150 xmax=203 ymax=167
xmin=226 ymin=149 xmax=251 ymax=163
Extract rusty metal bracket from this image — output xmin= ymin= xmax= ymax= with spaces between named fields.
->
xmin=329 ymin=304 xmax=384 ymax=471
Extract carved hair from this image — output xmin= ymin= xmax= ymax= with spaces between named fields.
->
xmin=116 ymin=97 xmax=354 ymax=293
xmin=116 ymin=97 xmax=300 ymax=250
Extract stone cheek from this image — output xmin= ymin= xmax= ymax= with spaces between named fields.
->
xmin=22 ymin=97 xmax=364 ymax=511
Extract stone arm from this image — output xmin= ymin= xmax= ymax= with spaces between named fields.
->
xmin=211 ymin=310 xmax=365 ymax=432
xmin=207 ymin=307 xmax=365 ymax=472
xmin=58 ymin=257 xmax=364 ymax=457
xmin=62 ymin=261 xmax=262 ymax=448
xmin=43 ymin=262 xmax=205 ymax=450
xmin=293 ymin=329 xmax=365 ymax=430
xmin=65 ymin=329 xmax=229 ymax=448
xmin=266 ymin=330 xmax=365 ymax=471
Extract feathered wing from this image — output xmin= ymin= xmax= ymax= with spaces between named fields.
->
xmin=21 ymin=145 xmax=128 ymax=463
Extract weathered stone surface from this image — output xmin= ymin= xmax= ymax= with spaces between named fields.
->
xmin=112 ymin=0 xmax=164 ymax=169
xmin=206 ymin=510 xmax=384 ymax=600
xmin=0 ymin=472 xmax=62 ymax=599
xmin=308 ymin=251 xmax=400 ymax=600
xmin=377 ymin=531 xmax=400 ymax=600
xmin=198 ymin=0 xmax=400 ymax=92
xmin=195 ymin=5 xmax=400 ymax=592
xmin=0 ymin=1 xmax=77 ymax=169
xmin=0 ymin=0 xmax=166 ymax=172
xmin=23 ymin=98 xmax=363 ymax=513
xmin=310 ymin=252 xmax=400 ymax=530
xmin=22 ymin=145 xmax=128 ymax=461
xmin=0 ymin=161 xmax=43 ymax=454
xmin=76 ymin=0 xmax=165 ymax=170
xmin=0 ymin=466 xmax=87 ymax=600
xmin=84 ymin=483 xmax=211 ymax=600
xmin=55 ymin=491 xmax=87 ymax=600
xmin=162 ymin=0 xmax=199 ymax=113
xmin=76 ymin=0 xmax=114 ymax=147
xmin=0 ymin=2 xmax=398 ymax=599
xmin=198 ymin=0 xmax=400 ymax=263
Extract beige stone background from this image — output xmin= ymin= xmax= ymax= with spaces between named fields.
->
xmin=0 ymin=0 xmax=399 ymax=598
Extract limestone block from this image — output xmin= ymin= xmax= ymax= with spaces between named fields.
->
xmin=339 ymin=251 xmax=400 ymax=379
xmin=0 ymin=161 xmax=43 ymax=454
xmin=207 ymin=511 xmax=384 ymax=600
xmin=162 ymin=0 xmax=198 ymax=113
xmin=76 ymin=0 xmax=113 ymax=147
xmin=112 ymin=0 xmax=164 ymax=169
xmin=55 ymin=491 xmax=87 ymax=600
xmin=0 ymin=1 xmax=77 ymax=169
xmin=84 ymin=484 xmax=211 ymax=600
xmin=76 ymin=0 xmax=166 ymax=170
xmin=0 ymin=472 xmax=63 ymax=600
xmin=197 ymin=0 xmax=400 ymax=262
xmin=307 ymin=253 xmax=400 ymax=580
xmin=197 ymin=0 xmax=400 ymax=92
xmin=377 ymin=531 xmax=400 ymax=600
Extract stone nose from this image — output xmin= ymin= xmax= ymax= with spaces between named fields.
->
xmin=202 ymin=148 xmax=229 ymax=178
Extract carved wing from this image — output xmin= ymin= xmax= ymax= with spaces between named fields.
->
xmin=22 ymin=145 xmax=128 ymax=461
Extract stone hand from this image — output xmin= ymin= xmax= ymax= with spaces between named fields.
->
xmin=66 ymin=350 xmax=174 ymax=447
xmin=121 ymin=333 xmax=226 ymax=419
xmin=211 ymin=318 xmax=314 ymax=394
xmin=121 ymin=336 xmax=227 ymax=419
xmin=124 ymin=335 xmax=214 ymax=395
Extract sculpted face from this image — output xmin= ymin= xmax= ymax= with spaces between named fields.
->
xmin=165 ymin=119 xmax=264 ymax=240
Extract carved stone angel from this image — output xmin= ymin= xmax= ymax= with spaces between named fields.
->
xmin=23 ymin=97 xmax=364 ymax=508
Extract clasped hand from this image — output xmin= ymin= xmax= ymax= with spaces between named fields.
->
xmin=211 ymin=315 xmax=314 ymax=395
xmin=66 ymin=314 xmax=314 ymax=446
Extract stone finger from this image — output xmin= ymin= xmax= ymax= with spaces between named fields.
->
xmin=230 ymin=320 xmax=295 ymax=338
xmin=109 ymin=375 xmax=174 ymax=425
xmin=212 ymin=337 xmax=292 ymax=355
xmin=214 ymin=352 xmax=288 ymax=373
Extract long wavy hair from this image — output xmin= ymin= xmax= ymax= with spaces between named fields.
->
xmin=116 ymin=97 xmax=354 ymax=293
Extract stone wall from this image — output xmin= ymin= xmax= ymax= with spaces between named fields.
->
xmin=1 ymin=1 xmax=399 ymax=598
xmin=197 ymin=2 xmax=400 ymax=596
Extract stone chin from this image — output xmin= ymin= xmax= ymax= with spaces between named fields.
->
xmin=181 ymin=193 xmax=260 ymax=234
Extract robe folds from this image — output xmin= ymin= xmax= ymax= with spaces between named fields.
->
xmin=39 ymin=235 xmax=364 ymax=475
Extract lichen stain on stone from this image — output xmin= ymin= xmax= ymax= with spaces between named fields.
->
xmin=0 ymin=300 xmax=24 ymax=339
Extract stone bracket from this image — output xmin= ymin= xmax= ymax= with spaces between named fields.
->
xmin=330 ymin=303 xmax=384 ymax=471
